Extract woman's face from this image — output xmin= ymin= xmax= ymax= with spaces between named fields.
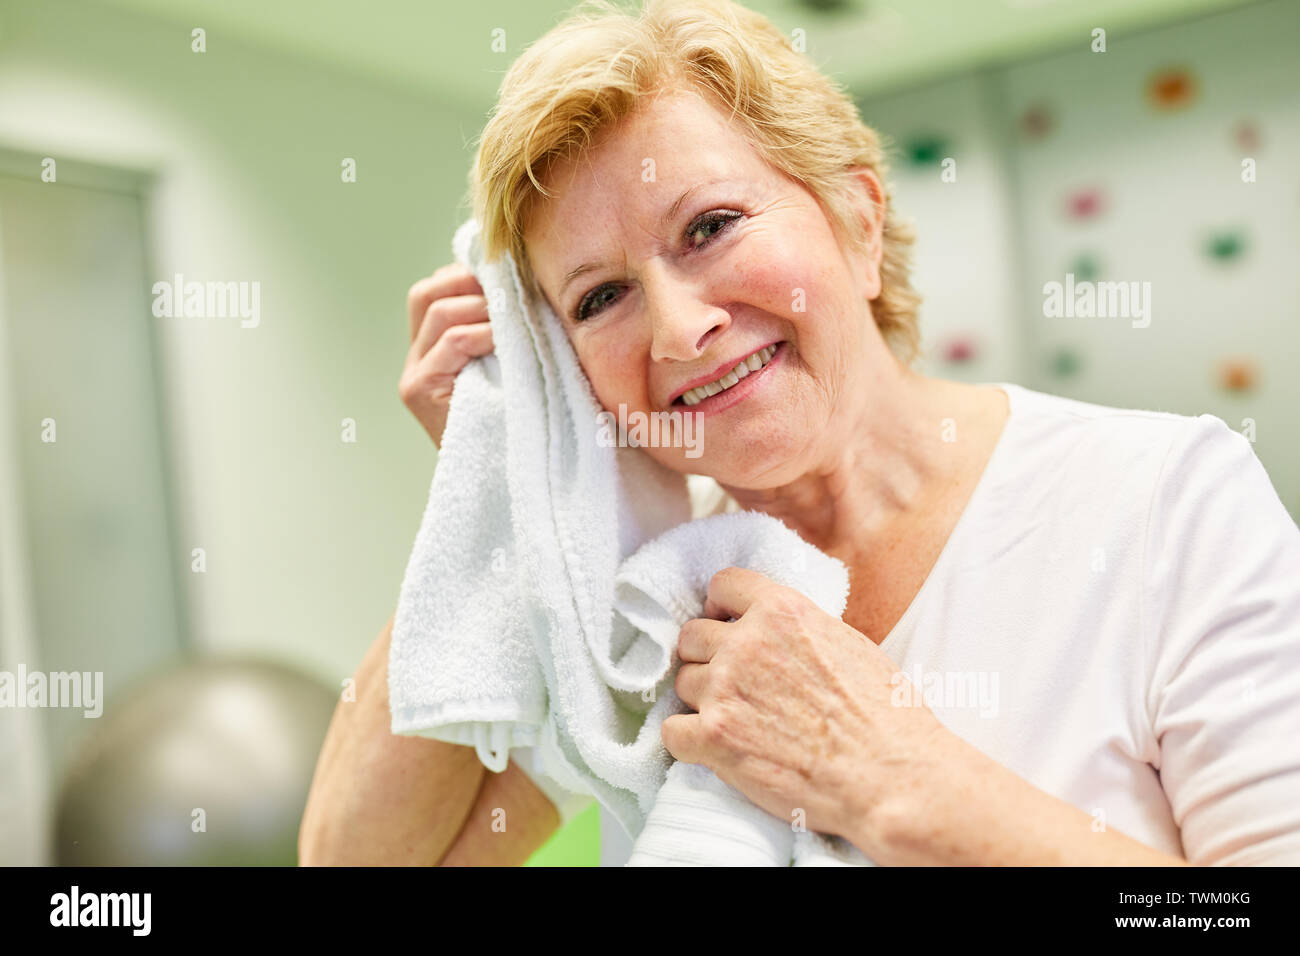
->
xmin=524 ymin=87 xmax=888 ymax=489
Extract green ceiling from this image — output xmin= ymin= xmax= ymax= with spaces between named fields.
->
xmin=80 ymin=0 xmax=1256 ymax=106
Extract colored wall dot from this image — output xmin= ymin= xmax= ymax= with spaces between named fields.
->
xmin=1216 ymin=357 xmax=1258 ymax=393
xmin=1020 ymin=104 xmax=1054 ymax=141
xmin=1147 ymin=67 xmax=1198 ymax=110
xmin=1049 ymin=348 xmax=1082 ymax=378
xmin=941 ymin=336 xmax=978 ymax=364
xmin=1206 ymin=231 xmax=1246 ymax=261
xmin=904 ymin=135 xmax=949 ymax=166
xmin=1233 ymin=120 xmax=1260 ymax=152
xmin=1065 ymin=187 xmax=1106 ymax=221
xmin=1068 ymin=253 xmax=1101 ymax=282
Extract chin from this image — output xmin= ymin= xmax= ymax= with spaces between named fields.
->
xmin=690 ymin=450 xmax=793 ymax=490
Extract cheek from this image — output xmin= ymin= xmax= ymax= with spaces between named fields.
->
xmin=575 ymin=331 xmax=649 ymax=407
xmin=728 ymin=248 xmax=802 ymax=313
xmin=728 ymin=228 xmax=840 ymax=318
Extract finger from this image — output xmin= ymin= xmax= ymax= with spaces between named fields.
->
xmin=702 ymin=565 xmax=772 ymax=622
xmin=674 ymin=661 xmax=708 ymax=710
xmin=401 ymin=323 xmax=495 ymax=406
xmin=660 ymin=712 xmax=704 ymax=764
xmin=411 ymin=293 xmax=489 ymax=360
xmin=406 ymin=266 xmax=483 ymax=341
xmin=677 ymin=617 xmax=729 ymax=663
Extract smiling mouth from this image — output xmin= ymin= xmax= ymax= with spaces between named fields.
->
xmin=672 ymin=342 xmax=783 ymax=406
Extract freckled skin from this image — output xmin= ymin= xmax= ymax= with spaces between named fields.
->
xmin=522 ymin=85 xmax=1033 ymax=858
xmin=524 ymin=86 xmax=886 ymax=491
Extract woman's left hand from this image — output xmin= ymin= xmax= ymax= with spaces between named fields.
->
xmin=661 ymin=565 xmax=955 ymax=855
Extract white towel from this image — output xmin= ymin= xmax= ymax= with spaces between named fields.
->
xmin=388 ymin=217 xmax=873 ymax=866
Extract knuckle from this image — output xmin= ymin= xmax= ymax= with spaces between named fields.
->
xmin=425 ymin=295 xmax=449 ymax=321
xmin=397 ymin=369 xmax=424 ymax=403
xmin=764 ymin=585 xmax=804 ymax=618
xmin=442 ymin=317 xmax=471 ymax=340
xmin=706 ymin=655 xmax=729 ymax=688
xmin=440 ymin=325 xmax=468 ymax=354
xmin=677 ymin=618 xmax=699 ymax=644
xmin=445 ymin=321 xmax=484 ymax=352
xmin=702 ymin=708 xmax=730 ymax=747
xmin=406 ymin=280 xmax=429 ymax=309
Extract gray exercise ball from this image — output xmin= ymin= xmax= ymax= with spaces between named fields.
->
xmin=54 ymin=656 xmax=337 ymax=865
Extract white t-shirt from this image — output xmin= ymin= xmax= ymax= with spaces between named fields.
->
xmin=513 ymin=382 xmax=1300 ymax=863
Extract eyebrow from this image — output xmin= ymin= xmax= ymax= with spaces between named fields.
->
xmin=558 ymin=180 xmax=736 ymax=299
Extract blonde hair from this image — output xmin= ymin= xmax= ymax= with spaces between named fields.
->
xmin=467 ymin=0 xmax=922 ymax=365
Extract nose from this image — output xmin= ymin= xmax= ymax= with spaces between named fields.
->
xmin=642 ymin=262 xmax=731 ymax=363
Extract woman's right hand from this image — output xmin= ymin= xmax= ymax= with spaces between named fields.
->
xmin=400 ymin=264 xmax=495 ymax=448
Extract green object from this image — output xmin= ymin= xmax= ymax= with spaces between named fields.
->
xmin=1049 ymin=348 xmax=1082 ymax=378
xmin=1207 ymin=231 xmax=1246 ymax=261
xmin=525 ymin=801 xmax=602 ymax=866
xmin=1069 ymin=253 xmax=1101 ymax=282
xmin=904 ymin=135 xmax=948 ymax=166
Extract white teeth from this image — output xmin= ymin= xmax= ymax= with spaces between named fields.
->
xmin=679 ymin=343 xmax=779 ymax=406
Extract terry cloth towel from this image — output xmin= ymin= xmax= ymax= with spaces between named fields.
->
xmin=387 ymin=217 xmax=874 ymax=866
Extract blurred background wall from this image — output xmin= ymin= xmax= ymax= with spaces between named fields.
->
xmin=860 ymin=1 xmax=1299 ymax=508
xmin=0 ymin=0 xmax=1295 ymax=867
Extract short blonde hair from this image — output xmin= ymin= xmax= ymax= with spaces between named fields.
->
xmin=467 ymin=0 xmax=922 ymax=365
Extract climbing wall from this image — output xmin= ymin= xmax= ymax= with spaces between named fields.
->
xmin=860 ymin=0 xmax=1300 ymax=520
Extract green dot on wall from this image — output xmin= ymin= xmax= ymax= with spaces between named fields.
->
xmin=1049 ymin=348 xmax=1082 ymax=378
xmin=1206 ymin=231 xmax=1246 ymax=262
xmin=904 ymin=135 xmax=949 ymax=167
xmin=1069 ymin=254 xmax=1101 ymax=282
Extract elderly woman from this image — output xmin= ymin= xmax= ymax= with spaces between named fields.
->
xmin=300 ymin=0 xmax=1300 ymax=866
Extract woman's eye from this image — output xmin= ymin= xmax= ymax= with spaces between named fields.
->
xmin=571 ymin=210 xmax=742 ymax=322
xmin=687 ymin=210 xmax=742 ymax=249
xmin=574 ymin=284 xmax=623 ymax=322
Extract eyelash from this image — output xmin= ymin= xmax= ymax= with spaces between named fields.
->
xmin=570 ymin=210 xmax=743 ymax=322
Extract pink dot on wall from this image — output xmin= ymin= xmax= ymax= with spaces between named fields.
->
xmin=942 ymin=337 xmax=978 ymax=363
xmin=1233 ymin=120 xmax=1260 ymax=152
xmin=1065 ymin=188 xmax=1106 ymax=221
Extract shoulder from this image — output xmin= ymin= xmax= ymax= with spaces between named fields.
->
xmin=993 ymin=383 xmax=1250 ymax=516
xmin=1001 ymin=381 xmax=1204 ymax=460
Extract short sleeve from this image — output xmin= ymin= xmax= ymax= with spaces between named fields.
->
xmin=509 ymin=746 xmax=596 ymax=828
xmin=1145 ymin=414 xmax=1300 ymax=865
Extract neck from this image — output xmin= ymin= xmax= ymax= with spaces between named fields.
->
xmin=718 ymin=361 xmax=987 ymax=561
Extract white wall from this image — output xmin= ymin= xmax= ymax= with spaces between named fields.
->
xmin=856 ymin=74 xmax=1026 ymax=385
xmin=0 ymin=0 xmax=488 ymax=684
xmin=1002 ymin=0 xmax=1300 ymax=518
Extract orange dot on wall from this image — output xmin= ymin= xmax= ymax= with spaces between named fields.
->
xmin=1147 ymin=67 xmax=1198 ymax=110
xmin=1217 ymin=357 xmax=1258 ymax=393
